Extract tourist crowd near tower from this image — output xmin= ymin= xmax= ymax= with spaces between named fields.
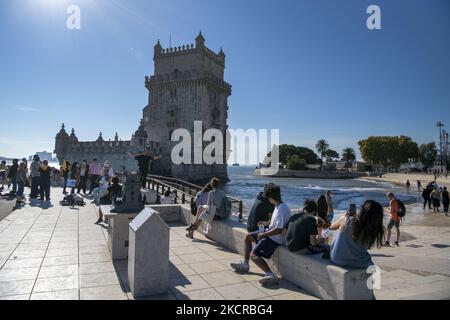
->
xmin=54 ymin=32 xmax=231 ymax=183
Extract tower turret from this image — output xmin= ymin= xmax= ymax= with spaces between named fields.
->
xmin=54 ymin=123 xmax=69 ymax=164
xmin=96 ymin=132 xmax=104 ymax=143
xmin=69 ymin=128 xmax=79 ymax=143
xmin=154 ymin=39 xmax=162 ymax=59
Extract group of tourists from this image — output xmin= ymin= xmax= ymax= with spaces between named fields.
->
xmin=184 ymin=181 xmax=392 ymax=286
xmin=0 ymin=156 xmax=53 ymax=204
xmin=420 ymin=181 xmax=449 ymax=215
xmin=59 ymin=158 xmax=113 ymax=196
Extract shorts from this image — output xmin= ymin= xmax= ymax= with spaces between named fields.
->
xmin=388 ymin=219 xmax=400 ymax=229
xmin=249 ymin=231 xmax=280 ymax=259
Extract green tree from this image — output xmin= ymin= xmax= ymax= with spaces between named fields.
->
xmin=419 ymin=142 xmax=437 ymax=168
xmin=325 ymin=149 xmax=340 ymax=161
xmin=358 ymin=136 xmax=419 ymax=171
xmin=265 ymin=144 xmax=319 ymax=166
xmin=286 ymin=155 xmax=308 ymax=170
xmin=315 ymin=139 xmax=329 ymax=171
xmin=341 ymin=147 xmax=356 ymax=171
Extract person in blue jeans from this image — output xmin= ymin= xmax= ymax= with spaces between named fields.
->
xmin=231 ymin=184 xmax=291 ymax=286
xmin=329 ymin=200 xmax=385 ymax=269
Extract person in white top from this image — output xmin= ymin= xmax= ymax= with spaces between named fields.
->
xmin=231 ymin=184 xmax=291 ymax=286
xmin=160 ymin=190 xmax=176 ymax=204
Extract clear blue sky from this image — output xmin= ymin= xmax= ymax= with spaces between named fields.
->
xmin=1 ymin=0 xmax=449 ymax=160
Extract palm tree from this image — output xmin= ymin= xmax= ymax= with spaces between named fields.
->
xmin=315 ymin=139 xmax=329 ymax=171
xmin=342 ymin=147 xmax=356 ymax=171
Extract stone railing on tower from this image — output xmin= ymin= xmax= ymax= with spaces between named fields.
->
xmin=145 ymin=70 xmax=231 ymax=94
xmin=155 ymin=43 xmax=225 ymax=66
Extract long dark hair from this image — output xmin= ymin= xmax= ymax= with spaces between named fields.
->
xmin=351 ymin=200 xmax=385 ymax=249
xmin=316 ymin=195 xmax=328 ymax=220
xmin=202 ymin=183 xmax=213 ymax=193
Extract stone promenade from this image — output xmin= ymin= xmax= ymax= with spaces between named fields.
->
xmin=0 ymin=187 xmax=316 ymax=300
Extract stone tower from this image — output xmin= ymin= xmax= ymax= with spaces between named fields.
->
xmin=143 ymin=32 xmax=231 ymax=182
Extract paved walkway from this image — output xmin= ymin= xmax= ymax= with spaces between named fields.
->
xmin=0 ymin=187 xmax=316 ymax=300
xmin=371 ymin=204 xmax=450 ymax=300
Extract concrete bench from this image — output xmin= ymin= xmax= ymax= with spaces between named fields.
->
xmin=148 ymin=204 xmax=374 ymax=300
xmin=178 ymin=207 xmax=373 ymax=300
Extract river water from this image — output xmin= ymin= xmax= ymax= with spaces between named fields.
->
xmin=224 ymin=166 xmax=419 ymax=217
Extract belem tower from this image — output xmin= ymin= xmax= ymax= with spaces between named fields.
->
xmin=54 ymin=32 xmax=231 ymax=183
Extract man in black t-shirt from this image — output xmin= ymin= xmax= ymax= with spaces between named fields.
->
xmin=129 ymin=149 xmax=161 ymax=188
xmin=284 ymin=200 xmax=320 ymax=253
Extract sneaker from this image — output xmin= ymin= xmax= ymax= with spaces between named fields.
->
xmin=394 ymin=241 xmax=400 ymax=247
xmin=259 ymin=274 xmax=279 ymax=286
xmin=230 ymin=261 xmax=249 ymax=273
xmin=95 ymin=219 xmax=103 ymax=224
xmin=384 ymin=241 xmax=390 ymax=247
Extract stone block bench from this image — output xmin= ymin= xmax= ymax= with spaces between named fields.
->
xmin=177 ymin=206 xmax=373 ymax=300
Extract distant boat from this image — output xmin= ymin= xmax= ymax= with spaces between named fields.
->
xmin=232 ymin=163 xmax=240 ymax=167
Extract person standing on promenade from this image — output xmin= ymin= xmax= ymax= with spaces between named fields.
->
xmin=61 ymin=160 xmax=70 ymax=194
xmin=442 ymin=187 xmax=449 ymax=216
xmin=422 ymin=184 xmax=432 ymax=210
xmin=329 ymin=200 xmax=384 ymax=269
xmin=7 ymin=159 xmax=19 ymax=195
xmin=406 ymin=179 xmax=411 ymax=191
xmin=77 ymin=160 xmax=89 ymax=195
xmin=417 ymin=180 xmax=422 ymax=192
xmin=29 ymin=155 xmax=41 ymax=199
xmin=385 ymin=192 xmax=401 ymax=247
xmin=39 ymin=160 xmax=52 ymax=201
xmin=326 ymin=190 xmax=335 ymax=223
xmin=88 ymin=158 xmax=101 ymax=195
xmin=16 ymin=161 xmax=28 ymax=204
xmin=0 ymin=160 xmax=6 ymax=191
xmin=431 ymin=188 xmax=442 ymax=213
xmin=246 ymin=183 xmax=275 ymax=232
xmin=230 ymin=184 xmax=291 ymax=286
xmin=129 ymin=149 xmax=161 ymax=188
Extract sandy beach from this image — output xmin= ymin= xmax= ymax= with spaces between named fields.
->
xmin=365 ymin=173 xmax=450 ymax=190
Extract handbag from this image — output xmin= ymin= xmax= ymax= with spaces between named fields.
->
xmin=66 ymin=179 xmax=77 ymax=188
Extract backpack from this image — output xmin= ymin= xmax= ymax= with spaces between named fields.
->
xmin=396 ymin=199 xmax=406 ymax=218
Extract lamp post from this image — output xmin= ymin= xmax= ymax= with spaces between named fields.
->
xmin=436 ymin=122 xmax=445 ymax=172
xmin=444 ymin=130 xmax=449 ymax=171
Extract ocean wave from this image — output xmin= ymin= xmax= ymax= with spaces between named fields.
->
xmin=295 ymin=185 xmax=386 ymax=193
